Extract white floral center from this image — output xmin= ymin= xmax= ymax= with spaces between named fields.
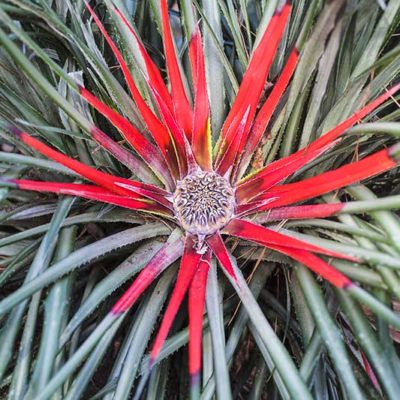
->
xmin=173 ymin=171 xmax=235 ymax=237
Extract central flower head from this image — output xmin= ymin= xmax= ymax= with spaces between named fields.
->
xmin=173 ymin=170 xmax=235 ymax=237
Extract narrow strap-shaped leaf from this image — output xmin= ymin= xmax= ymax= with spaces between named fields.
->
xmin=336 ymin=290 xmax=400 ymax=399
xmin=215 ymin=2 xmax=291 ymax=165
xmin=112 ymin=6 xmax=173 ymax=112
xmin=295 ymin=267 xmax=364 ymax=400
xmin=0 ymin=224 xmax=171 ymax=317
xmin=2 ymin=179 xmax=170 ymax=215
xmin=221 ymin=256 xmax=313 ymax=400
xmin=224 ymin=218 xmax=357 ymax=261
xmin=256 ymin=146 xmax=398 ymax=211
xmin=240 ymin=83 xmax=400 ymax=186
xmin=206 ymin=233 xmax=236 ymax=279
xmin=235 ymin=197 xmax=280 ymax=217
xmin=78 ymin=86 xmax=173 ymax=186
xmin=215 ymin=106 xmax=251 ymax=178
xmin=190 ymin=27 xmax=212 ymax=170
xmin=112 ymin=6 xmax=196 ymax=176
xmin=237 ymin=141 xmax=336 ymax=203
xmin=188 ymin=251 xmax=210 ymax=396
xmin=205 ymin=260 xmax=232 ymax=400
xmin=147 ymin=84 xmax=193 ymax=177
xmin=86 ymin=2 xmax=180 ymax=180
xmin=237 ymin=48 xmax=299 ymax=177
xmin=149 ymin=236 xmax=202 ymax=363
xmin=90 ymin=127 xmax=155 ymax=181
xmin=112 ymin=231 xmax=184 ymax=314
xmin=160 ymin=0 xmax=193 ymax=137
xmin=9 ymin=127 xmax=171 ymax=204
xmin=274 ymin=246 xmax=352 ymax=288
xmin=253 ymin=203 xmax=344 ymax=222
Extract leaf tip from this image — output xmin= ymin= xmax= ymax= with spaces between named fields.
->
xmin=7 ymin=125 xmax=22 ymax=138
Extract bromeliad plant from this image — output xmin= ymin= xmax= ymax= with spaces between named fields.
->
xmin=1 ymin=0 xmax=400 ymax=399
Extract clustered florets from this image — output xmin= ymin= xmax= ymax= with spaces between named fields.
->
xmin=173 ymin=170 xmax=235 ymax=238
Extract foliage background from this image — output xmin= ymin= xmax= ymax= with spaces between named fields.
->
xmin=0 ymin=0 xmax=400 ymax=399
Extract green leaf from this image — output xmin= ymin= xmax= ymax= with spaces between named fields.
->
xmin=295 ymin=265 xmax=365 ymax=400
xmin=336 ymin=289 xmax=400 ymax=399
xmin=0 ymin=224 xmax=171 ymax=316
xmin=205 ymin=261 xmax=232 ymax=400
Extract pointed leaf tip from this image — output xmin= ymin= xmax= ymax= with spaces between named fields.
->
xmin=149 ymin=237 xmax=202 ymax=361
xmin=206 ymin=233 xmax=237 ymax=280
xmin=0 ymin=178 xmax=17 ymax=189
xmin=7 ymin=125 xmax=22 ymax=137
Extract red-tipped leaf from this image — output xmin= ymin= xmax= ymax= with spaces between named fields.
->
xmin=147 ymin=84 xmax=195 ymax=177
xmin=237 ymin=141 xmax=336 ymax=203
xmin=11 ymin=128 xmax=171 ymax=206
xmin=268 ymin=245 xmax=352 ymax=288
xmin=215 ymin=106 xmax=251 ymax=177
xmin=256 ymin=147 xmax=398 ymax=211
xmin=86 ymin=2 xmax=180 ymax=180
xmin=112 ymin=6 xmax=173 ymax=112
xmin=6 ymin=179 xmax=171 ymax=214
xmin=237 ymin=48 xmax=299 ymax=177
xmin=215 ymin=2 xmax=291 ymax=167
xmin=254 ymin=203 xmax=344 ymax=222
xmin=190 ymin=28 xmax=212 ymax=170
xmin=112 ymin=232 xmax=184 ymax=313
xmin=206 ymin=233 xmax=236 ymax=279
xmin=90 ymin=127 xmax=155 ymax=182
xmin=160 ymin=0 xmax=193 ymax=137
xmin=240 ymin=83 xmax=400 ymax=188
xmin=225 ymin=218 xmax=357 ymax=261
xmin=78 ymin=86 xmax=173 ymax=186
xmin=150 ymin=236 xmax=202 ymax=362
xmin=188 ymin=251 xmax=210 ymax=382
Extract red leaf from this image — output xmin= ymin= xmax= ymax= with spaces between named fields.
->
xmin=6 ymin=179 xmax=171 ymax=215
xmin=150 ymin=236 xmax=202 ymax=362
xmin=309 ymin=83 xmax=400 ymax=152
xmin=112 ymin=7 xmax=173 ymax=113
xmin=188 ymin=251 xmax=210 ymax=379
xmin=241 ymin=83 xmax=400 ymax=189
xmin=215 ymin=106 xmax=251 ymax=177
xmin=79 ymin=86 xmax=173 ymax=186
xmin=90 ymin=127 xmax=155 ymax=182
xmin=225 ymin=218 xmax=357 ymax=261
xmin=253 ymin=203 xmax=344 ymax=222
xmin=257 ymin=147 xmax=397 ymax=211
xmin=190 ymin=28 xmax=212 ymax=170
xmin=237 ymin=141 xmax=335 ymax=203
xmin=237 ymin=48 xmax=299 ymax=177
xmin=147 ymin=84 xmax=197 ymax=177
xmin=160 ymin=0 xmax=193 ymax=137
xmin=215 ymin=2 xmax=291 ymax=168
xmin=112 ymin=233 xmax=184 ymax=313
xmin=206 ymin=232 xmax=236 ymax=279
xmin=86 ymin=2 xmax=180 ymax=180
xmin=10 ymin=128 xmax=171 ymax=206
xmin=268 ymin=245 xmax=352 ymax=288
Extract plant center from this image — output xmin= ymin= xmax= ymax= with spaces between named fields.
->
xmin=173 ymin=170 xmax=235 ymax=237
